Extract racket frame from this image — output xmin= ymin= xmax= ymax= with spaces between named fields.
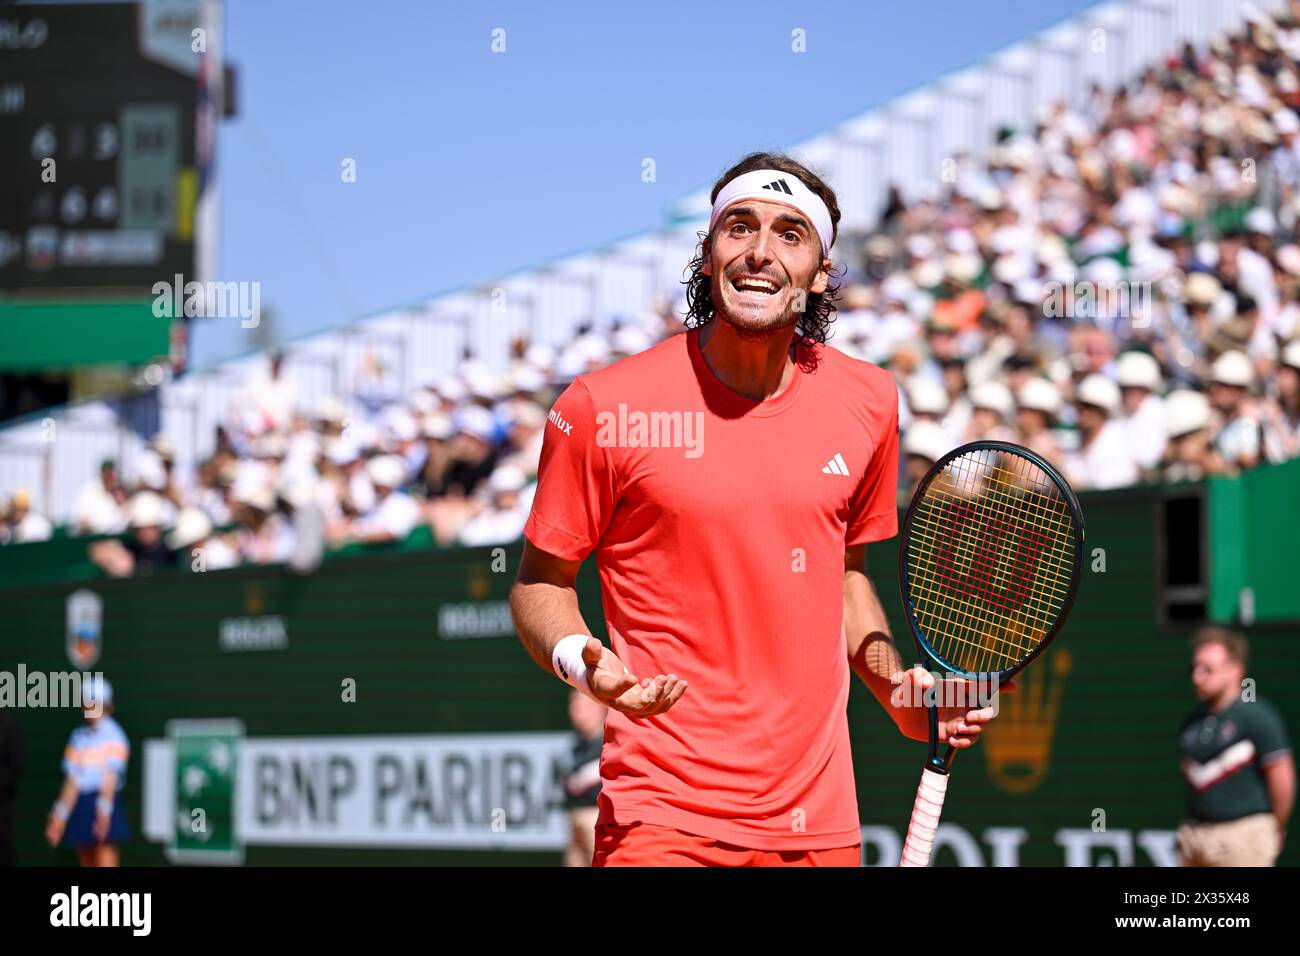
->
xmin=897 ymin=439 xmax=1085 ymax=774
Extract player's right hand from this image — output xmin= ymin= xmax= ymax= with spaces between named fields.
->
xmin=45 ymin=814 xmax=64 ymax=847
xmin=580 ymin=637 xmax=687 ymax=717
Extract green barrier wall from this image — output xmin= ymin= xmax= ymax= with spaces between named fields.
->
xmin=1 ymin=486 xmax=1297 ymax=866
xmin=1209 ymin=456 xmax=1300 ymax=624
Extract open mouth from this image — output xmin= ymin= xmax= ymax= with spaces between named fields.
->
xmin=731 ymin=275 xmax=782 ymax=297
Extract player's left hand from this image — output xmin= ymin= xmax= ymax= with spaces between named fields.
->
xmin=891 ymin=666 xmax=1016 ymax=748
xmin=93 ymin=809 xmax=111 ymax=842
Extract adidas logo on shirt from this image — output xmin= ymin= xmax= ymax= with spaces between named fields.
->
xmin=822 ymin=453 xmax=850 ymax=476
xmin=548 ymin=408 xmax=574 ymax=436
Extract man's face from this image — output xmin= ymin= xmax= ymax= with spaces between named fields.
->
xmin=941 ymin=363 xmax=966 ymax=397
xmin=703 ymin=198 xmax=830 ymax=337
xmin=1191 ymin=642 xmax=1241 ymax=703
xmin=971 ymin=407 xmax=1001 ymax=436
xmin=903 ymin=454 xmax=932 ymax=486
xmin=1076 ymin=404 xmax=1106 ymax=435
xmin=1172 ymin=429 xmax=1209 ymax=461
xmin=1120 ymin=385 xmax=1148 ymax=416
xmin=1278 ymin=365 xmax=1300 ymax=402
xmin=1208 ymin=382 xmax=1242 ymax=414
xmin=927 ymin=328 xmax=959 ymax=361
xmin=1016 ymin=407 xmax=1047 ymax=436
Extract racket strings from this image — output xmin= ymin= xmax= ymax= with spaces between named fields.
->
xmin=919 ymin=455 xmax=1072 ymax=670
xmin=916 ymin=452 xmax=1074 ymax=670
xmin=906 ymin=447 xmax=1078 ymax=673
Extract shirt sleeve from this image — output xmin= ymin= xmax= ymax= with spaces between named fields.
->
xmin=62 ymin=731 xmax=77 ymax=777
xmin=1248 ymin=701 xmax=1292 ymax=765
xmin=846 ymin=379 xmax=900 ymax=546
xmin=522 ymin=380 xmax=617 ymax=561
xmin=105 ymin=742 xmax=129 ymax=774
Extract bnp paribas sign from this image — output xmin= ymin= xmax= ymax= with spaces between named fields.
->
xmin=142 ymin=726 xmax=576 ymax=860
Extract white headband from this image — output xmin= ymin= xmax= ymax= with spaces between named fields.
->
xmin=708 ymin=169 xmax=834 ymax=255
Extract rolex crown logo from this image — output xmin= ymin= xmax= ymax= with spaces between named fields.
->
xmin=244 ymin=584 xmax=264 ymax=616
xmin=468 ymin=565 xmax=490 ymax=601
xmin=982 ymin=648 xmax=1072 ymax=794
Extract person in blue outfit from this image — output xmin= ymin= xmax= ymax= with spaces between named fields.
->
xmin=44 ymin=678 xmax=130 ymax=866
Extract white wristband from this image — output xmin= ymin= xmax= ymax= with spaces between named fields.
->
xmin=552 ymin=634 xmax=601 ymax=702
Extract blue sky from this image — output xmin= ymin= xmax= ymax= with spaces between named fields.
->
xmin=194 ymin=0 xmax=1104 ymax=367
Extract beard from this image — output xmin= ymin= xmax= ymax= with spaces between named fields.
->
xmin=712 ymin=275 xmax=802 ymax=339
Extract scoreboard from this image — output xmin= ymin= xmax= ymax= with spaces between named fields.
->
xmin=0 ymin=0 xmax=212 ymax=293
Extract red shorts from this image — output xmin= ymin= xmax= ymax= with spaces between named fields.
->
xmin=592 ymin=821 xmax=861 ymax=868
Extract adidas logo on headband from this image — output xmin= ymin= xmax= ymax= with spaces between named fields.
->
xmin=709 ymin=168 xmax=834 ymax=253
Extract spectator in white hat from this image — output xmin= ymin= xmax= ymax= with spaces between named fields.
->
xmin=1161 ymin=390 xmax=1231 ymax=483
xmin=457 ymin=465 xmax=533 ymax=547
xmin=1263 ymin=339 xmax=1300 ymax=463
xmin=498 ymin=402 xmax=548 ymax=479
xmin=73 ymin=459 xmax=128 ymax=536
xmin=346 ymin=455 xmax=420 ymax=545
xmin=1116 ymin=351 xmax=1168 ymax=473
xmin=411 ymin=412 xmax=455 ymax=499
xmin=2 ymin=488 xmax=52 ymax=544
xmin=903 ymin=375 xmax=956 ymax=446
xmin=441 ymin=405 xmax=500 ymax=498
xmin=135 ymin=434 xmax=184 ymax=510
xmin=185 ymin=458 xmax=233 ymax=527
xmin=88 ymin=491 xmax=177 ymax=578
xmin=236 ymin=351 xmax=298 ymax=437
xmin=333 ymin=437 xmax=377 ymax=519
xmin=1015 ymin=377 xmax=1064 ymax=465
xmin=234 ymin=485 xmax=293 ymax=565
xmin=167 ymin=506 xmax=240 ymax=572
xmin=1065 ymin=375 xmax=1139 ymax=490
xmin=963 ymin=381 xmax=1016 ymax=443
xmin=899 ymin=422 xmax=951 ymax=503
xmin=1208 ymin=350 xmax=1262 ymax=470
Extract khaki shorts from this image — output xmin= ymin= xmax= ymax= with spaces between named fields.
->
xmin=1176 ymin=813 xmax=1282 ymax=867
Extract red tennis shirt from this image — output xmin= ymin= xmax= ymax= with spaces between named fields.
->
xmin=524 ymin=327 xmax=900 ymax=849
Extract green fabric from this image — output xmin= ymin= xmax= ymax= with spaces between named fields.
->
xmin=1209 ymin=457 xmax=1300 ymax=624
xmin=1208 ymin=473 xmax=1247 ymax=623
xmin=0 ymin=300 xmax=170 ymax=370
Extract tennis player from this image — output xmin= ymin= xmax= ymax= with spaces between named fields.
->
xmin=511 ymin=152 xmax=1004 ymax=867
xmin=44 ymin=678 xmax=130 ymax=867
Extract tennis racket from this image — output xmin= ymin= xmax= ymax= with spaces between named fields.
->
xmin=897 ymin=440 xmax=1084 ymax=867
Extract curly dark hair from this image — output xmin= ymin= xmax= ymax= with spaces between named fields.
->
xmin=682 ymin=151 xmax=844 ymax=347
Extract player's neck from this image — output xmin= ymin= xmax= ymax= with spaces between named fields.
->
xmin=1207 ymin=689 xmax=1239 ymax=715
xmin=697 ymin=319 xmax=798 ymax=403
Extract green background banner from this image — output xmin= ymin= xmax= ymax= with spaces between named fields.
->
xmin=0 ymin=300 xmax=170 ymax=370
xmin=1209 ymin=456 xmax=1300 ymax=624
xmin=1 ymin=485 xmax=1297 ymax=866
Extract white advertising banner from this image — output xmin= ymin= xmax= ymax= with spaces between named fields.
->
xmin=144 ymin=730 xmax=575 ymax=855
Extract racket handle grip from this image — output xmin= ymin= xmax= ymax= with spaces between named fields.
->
xmin=899 ymin=766 xmax=950 ymax=867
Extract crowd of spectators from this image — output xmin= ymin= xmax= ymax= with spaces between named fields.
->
xmin=6 ymin=5 xmax=1300 ymax=570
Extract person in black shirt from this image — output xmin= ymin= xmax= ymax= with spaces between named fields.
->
xmin=441 ymin=407 xmax=500 ymax=498
xmin=1176 ymin=627 xmax=1294 ymax=866
xmin=87 ymin=492 xmax=177 ymax=578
